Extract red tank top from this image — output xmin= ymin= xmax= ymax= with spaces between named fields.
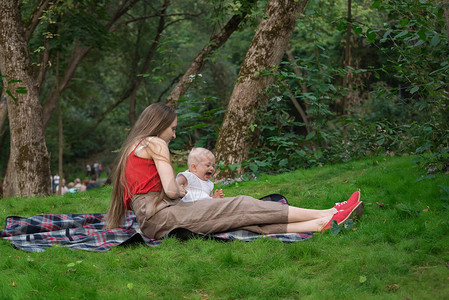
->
xmin=123 ymin=145 xmax=162 ymax=210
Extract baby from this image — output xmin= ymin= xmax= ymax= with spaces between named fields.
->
xmin=176 ymin=147 xmax=224 ymax=202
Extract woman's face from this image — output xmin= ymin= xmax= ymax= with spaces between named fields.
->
xmin=159 ymin=117 xmax=177 ymax=144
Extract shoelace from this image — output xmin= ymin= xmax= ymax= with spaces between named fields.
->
xmin=334 ymin=201 xmax=347 ymax=208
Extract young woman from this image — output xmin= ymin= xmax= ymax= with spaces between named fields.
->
xmin=107 ymin=103 xmax=363 ymax=239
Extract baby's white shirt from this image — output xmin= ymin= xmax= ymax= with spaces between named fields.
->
xmin=177 ymin=171 xmax=214 ymax=202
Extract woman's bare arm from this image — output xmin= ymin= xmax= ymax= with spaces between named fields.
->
xmin=135 ymin=137 xmax=186 ymax=199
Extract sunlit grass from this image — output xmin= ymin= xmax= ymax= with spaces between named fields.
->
xmin=0 ymin=155 xmax=448 ymax=299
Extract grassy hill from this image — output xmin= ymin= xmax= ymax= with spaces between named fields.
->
xmin=1 ymin=155 xmax=448 ymax=299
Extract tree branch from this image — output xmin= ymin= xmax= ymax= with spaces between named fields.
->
xmin=25 ymin=0 xmax=51 ymax=42
xmin=111 ymin=11 xmax=204 ymax=31
xmin=37 ymin=29 xmax=53 ymax=92
xmin=158 ymin=74 xmax=183 ymax=102
xmin=107 ymin=0 xmax=141 ymax=28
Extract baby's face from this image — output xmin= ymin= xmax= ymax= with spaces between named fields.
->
xmin=193 ymin=154 xmax=215 ymax=181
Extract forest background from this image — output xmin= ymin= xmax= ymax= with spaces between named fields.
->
xmin=0 ymin=0 xmax=448 ymax=198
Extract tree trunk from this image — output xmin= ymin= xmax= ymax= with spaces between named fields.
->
xmin=56 ymin=52 xmax=63 ymax=196
xmin=165 ymin=4 xmax=254 ymax=108
xmin=0 ymin=0 xmax=51 ymax=197
xmin=214 ymin=0 xmax=308 ymax=179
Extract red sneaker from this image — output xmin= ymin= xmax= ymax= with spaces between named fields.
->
xmin=334 ymin=191 xmax=361 ymax=211
xmin=322 ymin=200 xmax=364 ymax=232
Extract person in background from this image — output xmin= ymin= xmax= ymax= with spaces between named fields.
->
xmin=86 ymin=164 xmax=92 ymax=177
xmin=82 ymin=179 xmax=90 ymax=190
xmin=93 ymin=162 xmax=98 ymax=178
xmin=67 ymin=182 xmax=78 ymax=194
xmin=86 ymin=175 xmax=101 ymax=190
xmin=56 ymin=179 xmax=68 ymax=195
xmin=53 ymin=174 xmax=60 ymax=194
xmin=74 ymin=178 xmax=86 ymax=192
xmin=97 ymin=163 xmax=103 ymax=178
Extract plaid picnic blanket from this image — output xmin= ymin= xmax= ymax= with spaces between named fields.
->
xmin=0 ymin=195 xmax=313 ymax=252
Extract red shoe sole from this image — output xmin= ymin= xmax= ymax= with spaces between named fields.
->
xmin=349 ymin=201 xmax=364 ymax=222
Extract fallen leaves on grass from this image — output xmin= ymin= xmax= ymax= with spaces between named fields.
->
xmin=376 ymin=202 xmax=385 ymax=208
xmin=387 ymin=284 xmax=400 ymax=292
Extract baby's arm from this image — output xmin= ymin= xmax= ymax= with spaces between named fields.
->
xmin=212 ymin=189 xmax=224 ymax=198
xmin=176 ymin=174 xmax=188 ymax=189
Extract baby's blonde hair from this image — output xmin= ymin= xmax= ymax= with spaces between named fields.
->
xmin=187 ymin=147 xmax=214 ymax=170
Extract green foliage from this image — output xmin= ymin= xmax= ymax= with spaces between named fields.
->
xmin=247 ymin=93 xmax=309 ymax=174
xmin=368 ymin=0 xmax=449 ymax=173
xmin=0 ymin=76 xmax=28 ymax=102
xmin=174 ymin=96 xmax=225 ymax=150
xmin=329 ymin=218 xmax=355 ymax=236
xmin=229 ymin=0 xmax=448 ymax=177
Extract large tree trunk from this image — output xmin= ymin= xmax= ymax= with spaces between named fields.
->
xmin=0 ymin=0 xmax=51 ymax=197
xmin=215 ymin=0 xmax=308 ymax=179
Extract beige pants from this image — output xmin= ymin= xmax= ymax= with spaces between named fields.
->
xmin=131 ymin=192 xmax=289 ymax=239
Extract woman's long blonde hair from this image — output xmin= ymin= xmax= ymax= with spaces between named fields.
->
xmin=106 ymin=103 xmax=177 ymax=229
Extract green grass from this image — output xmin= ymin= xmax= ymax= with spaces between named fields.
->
xmin=1 ymin=155 xmax=448 ymax=299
